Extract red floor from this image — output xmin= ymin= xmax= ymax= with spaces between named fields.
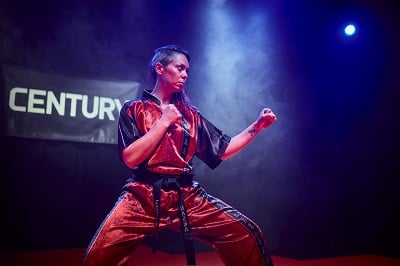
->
xmin=1 ymin=245 xmax=399 ymax=266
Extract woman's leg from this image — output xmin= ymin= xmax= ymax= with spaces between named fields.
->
xmin=81 ymin=183 xmax=157 ymax=266
xmin=184 ymin=185 xmax=274 ymax=266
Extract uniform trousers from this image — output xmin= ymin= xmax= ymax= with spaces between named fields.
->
xmin=81 ymin=180 xmax=274 ymax=266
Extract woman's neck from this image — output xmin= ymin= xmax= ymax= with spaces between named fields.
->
xmin=151 ymin=86 xmax=173 ymax=106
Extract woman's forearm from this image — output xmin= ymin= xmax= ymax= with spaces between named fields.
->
xmin=221 ymin=122 xmax=261 ymax=161
xmin=121 ymin=119 xmax=169 ymax=168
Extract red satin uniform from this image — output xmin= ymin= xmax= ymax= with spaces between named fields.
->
xmin=81 ymin=90 xmax=274 ymax=266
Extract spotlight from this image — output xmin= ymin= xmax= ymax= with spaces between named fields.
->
xmin=344 ymin=23 xmax=356 ymax=36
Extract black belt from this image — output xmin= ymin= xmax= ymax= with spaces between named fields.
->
xmin=133 ymin=170 xmax=196 ymax=265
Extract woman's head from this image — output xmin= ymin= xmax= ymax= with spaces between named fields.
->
xmin=149 ymin=44 xmax=190 ymax=83
xmin=148 ymin=44 xmax=195 ymax=116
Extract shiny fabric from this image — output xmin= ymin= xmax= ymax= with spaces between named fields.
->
xmin=118 ymin=90 xmax=231 ymax=174
xmin=82 ymin=90 xmax=274 ymax=266
xmin=81 ymin=181 xmax=273 ymax=266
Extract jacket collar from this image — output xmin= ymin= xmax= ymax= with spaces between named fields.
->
xmin=142 ymin=90 xmax=161 ymax=106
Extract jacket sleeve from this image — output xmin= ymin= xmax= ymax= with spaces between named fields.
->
xmin=195 ymin=114 xmax=231 ymax=169
xmin=117 ymin=100 xmax=141 ymax=161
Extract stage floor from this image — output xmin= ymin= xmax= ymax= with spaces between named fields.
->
xmin=1 ymin=245 xmax=399 ymax=266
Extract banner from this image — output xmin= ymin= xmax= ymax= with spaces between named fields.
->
xmin=2 ymin=65 xmax=141 ymax=144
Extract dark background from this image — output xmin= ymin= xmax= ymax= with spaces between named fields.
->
xmin=1 ymin=0 xmax=399 ymax=260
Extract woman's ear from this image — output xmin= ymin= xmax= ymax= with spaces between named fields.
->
xmin=155 ymin=62 xmax=164 ymax=75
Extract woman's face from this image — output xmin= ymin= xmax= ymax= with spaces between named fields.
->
xmin=158 ymin=53 xmax=189 ymax=93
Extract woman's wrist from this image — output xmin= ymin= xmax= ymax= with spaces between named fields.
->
xmin=248 ymin=121 xmax=262 ymax=137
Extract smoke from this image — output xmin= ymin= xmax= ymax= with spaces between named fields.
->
xmin=193 ymin=3 xmax=278 ymax=134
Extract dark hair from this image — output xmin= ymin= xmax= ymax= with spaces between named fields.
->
xmin=148 ymin=44 xmax=195 ymax=118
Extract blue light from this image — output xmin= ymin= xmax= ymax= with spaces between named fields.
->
xmin=344 ymin=24 xmax=356 ymax=36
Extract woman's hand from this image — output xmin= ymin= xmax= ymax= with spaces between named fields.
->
xmin=255 ymin=108 xmax=277 ymax=130
xmin=160 ymin=104 xmax=182 ymax=129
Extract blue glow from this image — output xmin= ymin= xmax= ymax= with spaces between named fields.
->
xmin=344 ymin=24 xmax=356 ymax=36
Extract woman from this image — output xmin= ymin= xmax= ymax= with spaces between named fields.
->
xmin=81 ymin=44 xmax=277 ymax=266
